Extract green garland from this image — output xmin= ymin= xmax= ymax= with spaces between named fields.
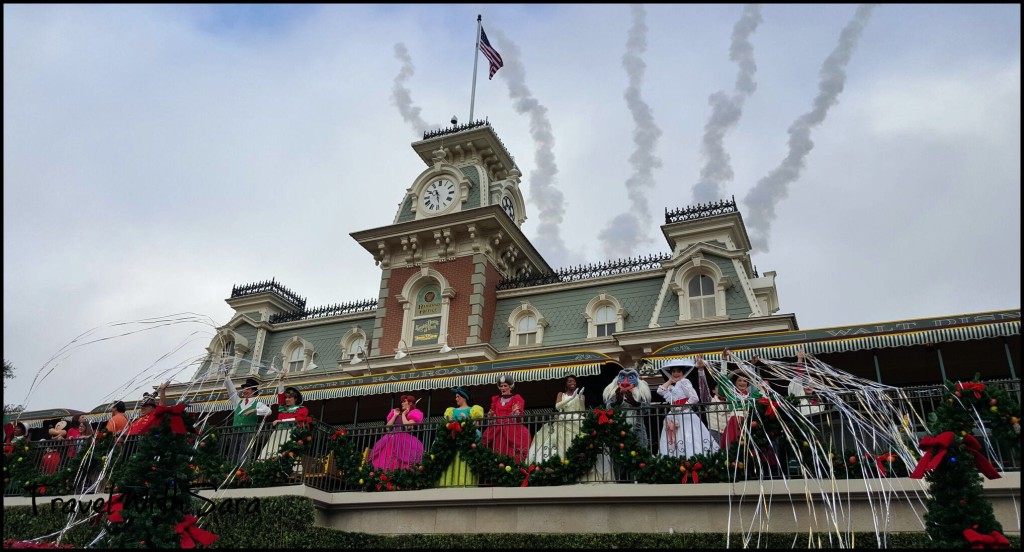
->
xmin=918 ymin=376 xmax=1020 ymax=548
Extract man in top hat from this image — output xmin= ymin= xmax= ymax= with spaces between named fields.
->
xmin=225 ymin=375 xmax=272 ymax=427
xmin=224 ymin=373 xmax=272 ymax=463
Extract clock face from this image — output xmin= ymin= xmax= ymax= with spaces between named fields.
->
xmin=421 ymin=178 xmax=457 ymax=213
xmin=501 ymin=195 xmax=515 ymax=220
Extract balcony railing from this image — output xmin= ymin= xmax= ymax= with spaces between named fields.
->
xmin=5 ymin=380 xmax=1019 ymax=496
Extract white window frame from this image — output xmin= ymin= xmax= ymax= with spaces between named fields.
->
xmin=280 ymin=336 xmax=315 ymax=373
xmin=583 ymin=293 xmax=626 ymax=339
xmin=507 ymin=302 xmax=548 ymax=348
xmin=206 ymin=328 xmax=250 ymax=376
xmin=671 ymin=257 xmax=729 ymax=322
xmin=396 ymin=267 xmax=455 ymax=351
xmin=340 ymin=327 xmax=368 ymax=362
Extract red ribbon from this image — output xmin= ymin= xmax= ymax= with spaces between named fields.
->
xmin=910 ymin=431 xmax=955 ymax=479
xmin=962 ymin=434 xmax=1001 ymax=480
xmin=963 ymin=528 xmax=1010 ymax=549
xmin=672 ymin=398 xmax=689 ymax=406
xmin=595 ymin=408 xmax=614 ymax=425
xmin=175 ymin=514 xmax=219 ymax=549
xmin=447 ymin=421 xmax=463 ymax=439
xmin=98 ymin=493 xmax=125 ymax=524
xmin=866 ymin=452 xmax=897 ymax=476
xmin=680 ymin=462 xmax=702 ymax=484
xmin=956 ymin=382 xmax=986 ymax=400
xmin=757 ymin=398 xmax=778 ymax=418
xmin=141 ymin=404 xmax=188 ymax=435
xmin=519 ymin=465 xmax=537 ymax=487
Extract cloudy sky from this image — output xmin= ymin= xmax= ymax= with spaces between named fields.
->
xmin=4 ymin=4 xmax=1020 ymax=414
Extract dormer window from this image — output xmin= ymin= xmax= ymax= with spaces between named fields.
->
xmin=584 ymin=293 xmax=626 ymax=339
xmin=688 ymin=275 xmax=717 ymax=319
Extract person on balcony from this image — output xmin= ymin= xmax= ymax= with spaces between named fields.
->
xmin=105 ymin=401 xmax=128 ymax=436
xmin=224 ymin=372 xmax=272 ymax=464
xmin=657 ymin=359 xmax=719 ymax=457
xmin=718 ymin=370 xmax=763 ymax=449
xmin=603 ymin=366 xmax=652 ymax=449
xmin=481 ymin=374 xmax=531 ymax=463
xmin=369 ymin=394 xmax=425 ymax=471
xmin=127 ymin=382 xmax=170 ymax=436
xmin=438 ymin=387 xmax=484 ymax=487
xmin=11 ymin=421 xmax=29 ymax=443
xmin=259 ymin=377 xmax=310 ymax=460
xmin=527 ymin=375 xmax=586 ymax=464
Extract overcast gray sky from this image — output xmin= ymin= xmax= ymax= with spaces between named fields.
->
xmin=4 ymin=4 xmax=1020 ymax=414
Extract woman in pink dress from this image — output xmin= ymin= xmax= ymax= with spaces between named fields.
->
xmin=369 ymin=394 xmax=425 ymax=471
xmin=481 ymin=374 xmax=531 ymax=462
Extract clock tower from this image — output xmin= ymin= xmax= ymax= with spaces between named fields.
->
xmin=350 ymin=121 xmax=549 ymax=369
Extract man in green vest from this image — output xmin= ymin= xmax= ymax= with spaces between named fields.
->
xmin=224 ymin=374 xmax=271 ymax=463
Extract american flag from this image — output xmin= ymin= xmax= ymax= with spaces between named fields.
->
xmin=479 ymin=27 xmax=504 ymax=80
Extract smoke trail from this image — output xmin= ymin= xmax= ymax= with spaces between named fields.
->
xmin=599 ymin=4 xmax=663 ymax=260
xmin=489 ymin=29 xmax=569 ymax=267
xmin=743 ymin=5 xmax=875 ymax=252
xmin=692 ymin=4 xmax=763 ymax=204
xmin=392 ymin=43 xmax=435 ymax=137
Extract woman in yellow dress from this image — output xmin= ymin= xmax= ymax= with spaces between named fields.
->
xmin=438 ymin=387 xmax=484 ymax=487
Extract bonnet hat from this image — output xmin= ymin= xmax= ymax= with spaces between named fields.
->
xmin=659 ymin=358 xmax=695 ymax=382
xmin=451 ymin=387 xmax=471 ymax=402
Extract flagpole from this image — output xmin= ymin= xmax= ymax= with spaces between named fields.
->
xmin=469 ymin=14 xmax=482 ymax=124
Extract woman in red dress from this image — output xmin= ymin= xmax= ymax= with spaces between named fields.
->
xmin=480 ymin=374 xmax=531 ymax=463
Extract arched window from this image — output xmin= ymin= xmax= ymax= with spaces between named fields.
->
xmin=412 ymin=282 xmax=443 ymax=347
xmin=340 ymin=327 xmax=369 ymax=362
xmin=688 ymin=275 xmax=716 ymax=319
xmin=206 ymin=328 xmax=250 ymax=376
xmin=595 ymin=306 xmax=616 ymax=337
xmin=584 ymin=293 xmax=626 ymax=339
xmin=221 ymin=340 xmax=235 ymax=370
xmin=398 ymin=268 xmax=455 ymax=351
xmin=288 ymin=345 xmax=305 ymax=372
xmin=671 ymin=257 xmax=729 ymax=322
xmin=507 ymin=302 xmax=547 ymax=348
xmin=280 ymin=336 xmax=314 ymax=373
xmin=517 ymin=314 xmax=538 ymax=345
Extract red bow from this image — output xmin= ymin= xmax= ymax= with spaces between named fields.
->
xmin=97 ymin=493 xmax=125 ymax=524
xmin=866 ymin=452 xmax=897 ymax=477
xmin=962 ymin=434 xmax=1001 ymax=480
xmin=141 ymin=404 xmax=188 ymax=435
xmin=595 ymin=408 xmax=614 ymax=425
xmin=680 ymin=462 xmax=702 ymax=484
xmin=963 ymin=528 xmax=1010 ymax=549
xmin=519 ymin=465 xmax=537 ymax=487
xmin=672 ymin=398 xmax=689 ymax=406
xmin=447 ymin=421 xmax=463 ymax=439
xmin=910 ymin=431 xmax=955 ymax=479
xmin=175 ymin=514 xmax=219 ymax=549
xmin=757 ymin=398 xmax=778 ymax=417
xmin=956 ymin=382 xmax=986 ymax=400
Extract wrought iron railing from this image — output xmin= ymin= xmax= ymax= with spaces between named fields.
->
xmin=665 ymin=196 xmax=738 ymax=224
xmin=497 ymin=253 xmax=672 ymax=290
xmin=270 ymin=298 xmax=379 ymax=324
xmin=6 ymin=380 xmax=1019 ymax=496
xmin=230 ymin=278 xmax=306 ymax=309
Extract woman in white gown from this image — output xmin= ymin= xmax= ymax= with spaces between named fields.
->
xmin=527 ymin=375 xmax=586 ymax=464
xmin=656 ymin=359 xmax=720 ymax=458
